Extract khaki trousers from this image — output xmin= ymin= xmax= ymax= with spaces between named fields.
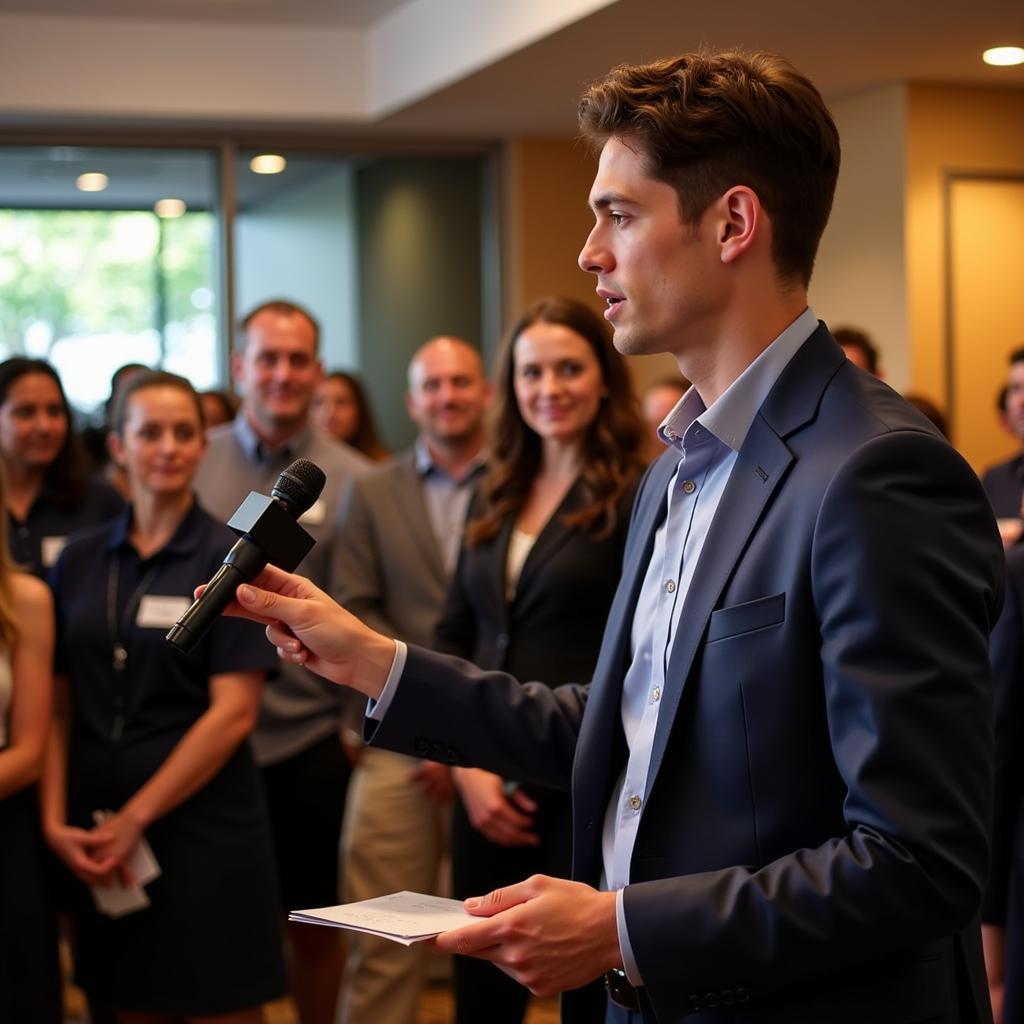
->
xmin=339 ymin=747 xmax=450 ymax=1024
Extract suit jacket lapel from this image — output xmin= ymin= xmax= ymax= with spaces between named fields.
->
xmin=390 ymin=451 xmax=446 ymax=584
xmin=643 ymin=324 xmax=845 ymax=795
xmin=644 ymin=418 xmax=793 ymax=795
xmin=514 ymin=477 xmax=587 ymax=605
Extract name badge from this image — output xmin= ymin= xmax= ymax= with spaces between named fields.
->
xmin=41 ymin=535 xmax=67 ymax=568
xmin=298 ymin=498 xmax=327 ymax=527
xmin=137 ymin=595 xmax=191 ymax=629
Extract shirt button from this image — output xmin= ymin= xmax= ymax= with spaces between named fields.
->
xmin=650 ymin=686 xmax=661 ymax=703
xmin=664 ymin=579 xmax=676 ymax=594
xmin=682 ymin=480 xmax=696 ymax=494
xmin=628 ymin=794 xmax=642 ymax=812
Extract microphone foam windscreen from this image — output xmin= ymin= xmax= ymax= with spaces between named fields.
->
xmin=273 ymin=459 xmax=327 ymax=515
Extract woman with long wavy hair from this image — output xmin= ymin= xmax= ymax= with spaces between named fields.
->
xmin=434 ymin=295 xmax=646 ymax=1024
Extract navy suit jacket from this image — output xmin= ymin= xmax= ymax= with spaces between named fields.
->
xmin=370 ymin=325 xmax=1004 ymax=1023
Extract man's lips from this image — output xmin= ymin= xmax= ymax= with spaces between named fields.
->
xmin=597 ymin=287 xmax=626 ymax=321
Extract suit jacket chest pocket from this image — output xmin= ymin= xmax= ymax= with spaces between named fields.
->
xmin=706 ymin=592 xmax=785 ymax=643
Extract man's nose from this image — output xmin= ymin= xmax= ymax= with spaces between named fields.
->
xmin=578 ymin=225 xmax=610 ymax=274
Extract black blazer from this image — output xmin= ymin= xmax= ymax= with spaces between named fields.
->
xmin=434 ymin=480 xmax=636 ymax=689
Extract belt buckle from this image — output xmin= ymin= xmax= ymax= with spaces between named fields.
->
xmin=605 ymin=968 xmax=641 ymax=1012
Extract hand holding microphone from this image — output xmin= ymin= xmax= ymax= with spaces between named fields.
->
xmin=166 ymin=458 xmax=326 ymax=654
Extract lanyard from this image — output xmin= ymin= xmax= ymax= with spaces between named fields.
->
xmin=105 ymin=550 xmax=160 ymax=741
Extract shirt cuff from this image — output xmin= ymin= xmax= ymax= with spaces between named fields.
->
xmin=366 ymin=640 xmax=407 ymax=722
xmin=616 ymin=888 xmax=643 ymax=986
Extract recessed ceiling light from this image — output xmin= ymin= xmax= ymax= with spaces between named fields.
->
xmin=983 ymin=46 xmax=1024 ymax=67
xmin=154 ymin=198 xmax=187 ymax=218
xmin=250 ymin=153 xmax=287 ymax=175
xmin=76 ymin=172 xmax=109 ymax=192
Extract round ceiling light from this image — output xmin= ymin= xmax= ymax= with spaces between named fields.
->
xmin=983 ymin=46 xmax=1024 ymax=66
xmin=76 ymin=172 xmax=109 ymax=192
xmin=250 ymin=154 xmax=287 ymax=175
xmin=154 ymin=198 xmax=187 ymax=218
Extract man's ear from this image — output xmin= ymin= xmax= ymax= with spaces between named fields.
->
xmin=230 ymin=350 xmax=244 ymax=393
xmin=718 ymin=186 xmax=761 ymax=266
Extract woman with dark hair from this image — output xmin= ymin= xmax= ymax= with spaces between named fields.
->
xmin=434 ymin=295 xmax=646 ymax=1024
xmin=41 ymin=370 xmax=285 ymax=1023
xmin=0 ymin=357 xmax=123 ymax=577
xmin=0 ymin=462 xmax=60 ymax=1023
xmin=312 ymin=370 xmax=389 ymax=462
xmin=199 ymin=389 xmax=237 ymax=433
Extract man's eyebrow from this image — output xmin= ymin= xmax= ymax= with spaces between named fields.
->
xmin=589 ymin=191 xmax=634 ymax=212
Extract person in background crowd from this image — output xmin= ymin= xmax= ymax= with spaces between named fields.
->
xmin=640 ymin=376 xmax=688 ymax=461
xmin=335 ymin=336 xmax=489 ymax=1024
xmin=199 ymin=389 xmax=237 ymax=433
xmin=0 ymin=471 xmax=59 ymax=1024
xmin=41 ymin=370 xmax=284 ymax=1024
xmin=984 ymin=545 xmax=1024 ymax=1024
xmin=0 ymin=358 xmax=123 ymax=578
xmin=983 ymin=349 xmax=1024 ymax=545
xmin=193 ymin=299 xmax=369 ymax=1024
xmin=903 ymin=393 xmax=950 ymax=439
xmin=312 ymin=370 xmax=390 ymax=462
xmin=833 ymin=325 xmax=882 ymax=377
xmin=434 ymin=296 xmax=645 ymax=1024
xmin=81 ymin=363 xmax=148 ymax=480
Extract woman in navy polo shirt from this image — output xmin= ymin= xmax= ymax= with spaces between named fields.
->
xmin=0 ymin=358 xmax=123 ymax=578
xmin=41 ymin=370 xmax=285 ymax=1023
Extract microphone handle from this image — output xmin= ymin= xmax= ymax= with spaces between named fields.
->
xmin=166 ymin=536 xmax=268 ymax=654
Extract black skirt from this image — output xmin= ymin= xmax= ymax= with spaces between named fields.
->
xmin=0 ymin=785 xmax=61 ymax=1024
xmin=68 ymin=741 xmax=286 ymax=1015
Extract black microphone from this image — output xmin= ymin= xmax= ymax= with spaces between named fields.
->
xmin=166 ymin=458 xmax=327 ymax=655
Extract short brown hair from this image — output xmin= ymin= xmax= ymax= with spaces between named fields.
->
xmin=578 ymin=51 xmax=840 ymax=287
xmin=237 ymin=299 xmax=320 ymax=352
xmin=466 ymin=296 xmax=645 ymax=546
xmin=109 ymin=370 xmax=204 ymax=436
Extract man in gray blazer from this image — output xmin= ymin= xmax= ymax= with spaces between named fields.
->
xmin=335 ymin=336 xmax=489 ymax=1024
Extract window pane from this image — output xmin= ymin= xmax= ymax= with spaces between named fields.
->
xmin=0 ymin=146 xmax=219 ymax=413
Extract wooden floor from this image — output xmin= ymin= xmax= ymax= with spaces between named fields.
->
xmin=262 ymin=984 xmax=560 ymax=1024
xmin=66 ymin=979 xmax=560 ymax=1023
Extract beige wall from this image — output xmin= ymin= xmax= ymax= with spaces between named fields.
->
xmin=811 ymin=85 xmax=908 ymax=388
xmin=905 ymin=83 xmax=1024 ymax=465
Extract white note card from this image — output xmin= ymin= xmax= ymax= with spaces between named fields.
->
xmin=289 ymin=891 xmax=472 ymax=946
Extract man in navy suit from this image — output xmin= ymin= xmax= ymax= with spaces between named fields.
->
xmin=983 ymin=348 xmax=1024 ymax=545
xmin=227 ymin=51 xmax=1003 ymax=1023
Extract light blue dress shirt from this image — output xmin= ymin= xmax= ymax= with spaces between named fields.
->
xmin=372 ymin=308 xmax=819 ymax=987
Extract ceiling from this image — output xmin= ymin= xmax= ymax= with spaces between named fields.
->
xmin=375 ymin=0 xmax=1024 ymax=136
xmin=0 ymin=0 xmax=411 ymax=28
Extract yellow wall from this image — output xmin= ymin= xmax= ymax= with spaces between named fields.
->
xmin=906 ymin=84 xmax=1024 ymax=466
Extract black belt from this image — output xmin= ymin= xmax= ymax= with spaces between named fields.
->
xmin=605 ymin=968 xmax=641 ymax=1012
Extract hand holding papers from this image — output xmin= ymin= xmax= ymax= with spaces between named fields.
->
xmin=289 ymin=891 xmax=471 ymax=946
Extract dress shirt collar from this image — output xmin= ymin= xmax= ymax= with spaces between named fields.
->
xmin=413 ymin=439 xmax=486 ymax=484
xmin=233 ymin=412 xmax=311 ymax=465
xmin=658 ymin=306 xmax=818 ymax=454
xmin=107 ymin=497 xmax=203 ymax=557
